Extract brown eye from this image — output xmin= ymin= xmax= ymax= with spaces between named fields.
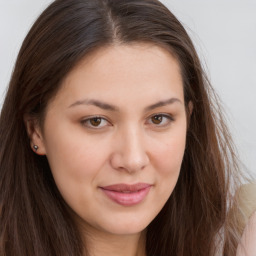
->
xmin=90 ymin=117 xmax=102 ymax=127
xmin=151 ymin=115 xmax=163 ymax=124
xmin=147 ymin=114 xmax=174 ymax=127
xmin=81 ymin=116 xmax=109 ymax=129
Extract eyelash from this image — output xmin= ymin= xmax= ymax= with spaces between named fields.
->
xmin=147 ymin=113 xmax=174 ymax=127
xmin=81 ymin=113 xmax=174 ymax=129
xmin=81 ymin=116 xmax=110 ymax=129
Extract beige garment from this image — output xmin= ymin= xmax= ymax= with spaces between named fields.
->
xmin=236 ymin=182 xmax=256 ymax=256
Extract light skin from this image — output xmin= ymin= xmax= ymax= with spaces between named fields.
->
xmin=236 ymin=212 xmax=256 ymax=256
xmin=26 ymin=43 xmax=190 ymax=256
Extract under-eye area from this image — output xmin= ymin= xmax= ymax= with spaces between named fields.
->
xmin=0 ymin=0 xmax=249 ymax=256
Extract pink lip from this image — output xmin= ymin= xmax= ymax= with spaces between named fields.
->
xmin=100 ymin=183 xmax=151 ymax=206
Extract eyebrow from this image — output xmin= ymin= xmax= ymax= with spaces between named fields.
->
xmin=68 ymin=99 xmax=118 ymax=111
xmin=144 ymin=98 xmax=182 ymax=111
xmin=68 ymin=97 xmax=182 ymax=111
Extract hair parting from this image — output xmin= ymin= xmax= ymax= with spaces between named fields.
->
xmin=0 ymin=0 xmax=244 ymax=255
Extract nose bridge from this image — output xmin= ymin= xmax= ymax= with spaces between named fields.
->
xmin=111 ymin=124 xmax=149 ymax=172
xmin=124 ymin=125 xmax=144 ymax=157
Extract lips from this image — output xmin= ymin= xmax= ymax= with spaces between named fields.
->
xmin=100 ymin=183 xmax=151 ymax=206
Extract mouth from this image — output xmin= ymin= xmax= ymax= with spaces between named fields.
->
xmin=99 ymin=183 xmax=152 ymax=206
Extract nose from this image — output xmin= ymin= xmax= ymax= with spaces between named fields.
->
xmin=110 ymin=127 xmax=150 ymax=173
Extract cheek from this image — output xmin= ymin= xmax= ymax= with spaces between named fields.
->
xmin=43 ymin=129 xmax=112 ymax=211
xmin=150 ymin=128 xmax=186 ymax=197
xmin=42 ymin=128 xmax=112 ymax=205
xmin=152 ymin=131 xmax=186 ymax=175
xmin=44 ymin=127 xmax=107 ymax=175
xmin=153 ymin=141 xmax=185 ymax=186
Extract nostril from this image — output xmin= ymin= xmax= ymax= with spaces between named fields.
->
xmin=109 ymin=130 xmax=149 ymax=172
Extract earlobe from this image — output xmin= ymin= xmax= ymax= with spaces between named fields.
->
xmin=24 ymin=115 xmax=46 ymax=155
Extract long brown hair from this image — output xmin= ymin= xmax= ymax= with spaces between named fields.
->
xmin=0 ymin=0 xmax=242 ymax=255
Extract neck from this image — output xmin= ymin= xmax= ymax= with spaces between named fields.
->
xmin=81 ymin=225 xmax=147 ymax=256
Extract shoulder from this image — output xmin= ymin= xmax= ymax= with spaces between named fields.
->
xmin=236 ymin=211 xmax=256 ymax=256
xmin=236 ymin=182 xmax=256 ymax=256
xmin=237 ymin=182 xmax=256 ymax=218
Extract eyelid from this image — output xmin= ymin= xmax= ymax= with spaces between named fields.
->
xmin=81 ymin=115 xmax=112 ymax=129
xmin=146 ymin=113 xmax=174 ymax=127
xmin=80 ymin=113 xmax=174 ymax=129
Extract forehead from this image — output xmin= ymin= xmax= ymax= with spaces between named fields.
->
xmin=50 ymin=43 xmax=184 ymax=109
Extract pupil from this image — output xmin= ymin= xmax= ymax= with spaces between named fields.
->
xmin=90 ymin=118 xmax=101 ymax=126
xmin=152 ymin=115 xmax=162 ymax=124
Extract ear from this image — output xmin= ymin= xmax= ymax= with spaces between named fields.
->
xmin=186 ymin=101 xmax=193 ymax=128
xmin=188 ymin=101 xmax=193 ymax=116
xmin=24 ymin=115 xmax=46 ymax=155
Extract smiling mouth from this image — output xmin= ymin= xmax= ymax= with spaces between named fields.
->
xmin=100 ymin=183 xmax=152 ymax=206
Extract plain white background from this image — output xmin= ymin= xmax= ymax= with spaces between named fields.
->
xmin=0 ymin=0 xmax=255 ymax=177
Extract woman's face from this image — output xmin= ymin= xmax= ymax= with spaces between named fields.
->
xmin=33 ymin=44 xmax=187 ymax=236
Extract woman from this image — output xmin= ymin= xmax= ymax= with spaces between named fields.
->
xmin=0 ymin=0 xmax=243 ymax=255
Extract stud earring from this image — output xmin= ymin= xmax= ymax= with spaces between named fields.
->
xmin=33 ymin=145 xmax=39 ymax=151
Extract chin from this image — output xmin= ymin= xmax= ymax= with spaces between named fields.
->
xmin=97 ymin=213 xmax=154 ymax=236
